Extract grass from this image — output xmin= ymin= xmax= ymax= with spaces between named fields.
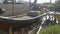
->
xmin=39 ymin=25 xmax=60 ymax=34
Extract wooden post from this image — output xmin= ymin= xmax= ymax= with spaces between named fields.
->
xmin=52 ymin=15 xmax=54 ymax=20
xmin=45 ymin=15 xmax=47 ymax=20
xmin=0 ymin=29 xmax=3 ymax=34
xmin=21 ymin=28 xmax=25 ymax=34
xmin=21 ymin=28 xmax=28 ymax=34
xmin=9 ymin=26 xmax=12 ymax=34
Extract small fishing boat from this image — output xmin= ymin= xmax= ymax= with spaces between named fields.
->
xmin=0 ymin=0 xmax=47 ymax=29
xmin=0 ymin=11 xmax=47 ymax=29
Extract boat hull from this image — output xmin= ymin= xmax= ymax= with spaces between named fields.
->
xmin=0 ymin=17 xmax=39 ymax=29
xmin=0 ymin=13 xmax=47 ymax=29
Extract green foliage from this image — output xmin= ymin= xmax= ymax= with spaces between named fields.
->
xmin=43 ymin=3 xmax=55 ymax=7
xmin=54 ymin=0 xmax=60 ymax=12
xmin=55 ymin=0 xmax=60 ymax=6
xmin=43 ymin=3 xmax=55 ymax=11
xmin=40 ymin=25 xmax=60 ymax=34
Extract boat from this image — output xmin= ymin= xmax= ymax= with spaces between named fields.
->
xmin=0 ymin=0 xmax=48 ymax=30
xmin=0 ymin=11 xmax=47 ymax=29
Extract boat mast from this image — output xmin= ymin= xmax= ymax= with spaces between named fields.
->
xmin=29 ymin=0 xmax=37 ymax=10
xmin=33 ymin=0 xmax=37 ymax=10
xmin=49 ymin=0 xmax=51 ymax=19
xmin=29 ymin=0 xmax=31 ymax=10
xmin=12 ymin=0 xmax=14 ymax=16
xmin=50 ymin=0 xmax=52 ymax=3
xmin=34 ymin=0 xmax=37 ymax=5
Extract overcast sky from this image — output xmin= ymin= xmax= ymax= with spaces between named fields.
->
xmin=23 ymin=0 xmax=56 ymax=3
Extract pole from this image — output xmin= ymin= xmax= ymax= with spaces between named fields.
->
xmin=29 ymin=0 xmax=31 ymax=10
xmin=33 ymin=0 xmax=37 ymax=10
xmin=49 ymin=0 xmax=52 ymax=19
xmin=50 ymin=0 xmax=52 ymax=3
xmin=34 ymin=0 xmax=37 ymax=5
xmin=12 ymin=0 xmax=14 ymax=16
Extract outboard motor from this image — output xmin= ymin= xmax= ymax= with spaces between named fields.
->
xmin=0 ymin=8 xmax=5 ymax=14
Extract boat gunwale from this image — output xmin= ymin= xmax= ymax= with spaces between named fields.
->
xmin=0 ymin=13 xmax=47 ymax=21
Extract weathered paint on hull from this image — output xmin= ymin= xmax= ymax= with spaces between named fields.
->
xmin=0 ymin=20 xmax=35 ymax=29
xmin=0 ymin=17 xmax=39 ymax=29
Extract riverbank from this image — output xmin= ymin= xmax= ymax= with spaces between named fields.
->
xmin=39 ymin=25 xmax=60 ymax=34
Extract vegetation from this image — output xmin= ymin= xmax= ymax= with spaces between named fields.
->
xmin=39 ymin=25 xmax=60 ymax=34
xmin=43 ymin=3 xmax=55 ymax=7
xmin=54 ymin=0 xmax=60 ymax=12
xmin=55 ymin=0 xmax=60 ymax=6
xmin=43 ymin=0 xmax=60 ymax=11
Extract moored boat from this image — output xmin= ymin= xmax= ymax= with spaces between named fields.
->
xmin=0 ymin=11 xmax=47 ymax=29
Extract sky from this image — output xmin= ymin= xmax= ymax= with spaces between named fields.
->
xmin=23 ymin=0 xmax=56 ymax=3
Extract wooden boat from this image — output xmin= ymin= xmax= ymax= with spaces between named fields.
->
xmin=0 ymin=11 xmax=47 ymax=29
